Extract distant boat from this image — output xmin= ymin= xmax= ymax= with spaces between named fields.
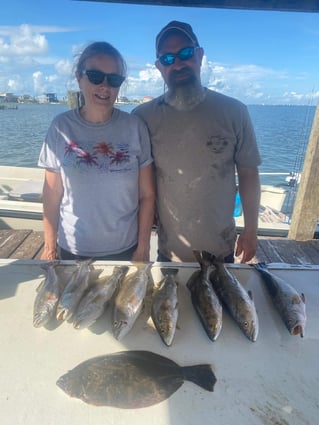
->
xmin=0 ymin=166 xmax=44 ymax=231
xmin=285 ymin=171 xmax=301 ymax=186
xmin=0 ymin=104 xmax=18 ymax=110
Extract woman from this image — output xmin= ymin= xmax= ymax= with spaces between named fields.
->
xmin=38 ymin=42 xmax=154 ymax=261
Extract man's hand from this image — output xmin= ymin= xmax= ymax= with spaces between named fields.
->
xmin=235 ymin=230 xmax=258 ymax=263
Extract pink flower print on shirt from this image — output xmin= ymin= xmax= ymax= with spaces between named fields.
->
xmin=65 ymin=140 xmax=84 ymax=156
xmin=76 ymin=150 xmax=99 ymax=167
xmin=93 ymin=141 xmax=114 ymax=157
xmin=55 ymin=127 xmax=86 ymax=157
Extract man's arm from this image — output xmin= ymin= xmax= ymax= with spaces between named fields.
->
xmin=236 ymin=166 xmax=261 ymax=263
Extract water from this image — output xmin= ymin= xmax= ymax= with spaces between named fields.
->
xmin=0 ymin=103 xmax=68 ymax=167
xmin=249 ymin=105 xmax=315 ymax=187
xmin=0 ymin=103 xmax=315 ymax=188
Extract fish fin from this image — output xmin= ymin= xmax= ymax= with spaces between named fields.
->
xmin=192 ymin=250 xmax=202 ymax=265
xmin=182 ymin=364 xmax=217 ymax=392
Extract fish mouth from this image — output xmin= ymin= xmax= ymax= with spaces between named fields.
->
xmin=56 ymin=308 xmax=68 ymax=321
xmin=291 ymin=324 xmax=304 ymax=337
xmin=33 ymin=316 xmax=44 ymax=328
xmin=247 ymin=326 xmax=259 ymax=342
xmin=112 ymin=320 xmax=128 ymax=340
xmin=250 ymin=331 xmax=258 ymax=342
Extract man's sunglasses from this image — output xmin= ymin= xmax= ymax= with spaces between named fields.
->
xmin=82 ymin=70 xmax=125 ymax=88
xmin=158 ymin=46 xmax=198 ymax=67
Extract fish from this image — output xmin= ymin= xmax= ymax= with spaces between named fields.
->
xmin=56 ymin=259 xmax=94 ymax=322
xmin=253 ymin=262 xmax=306 ymax=337
xmin=73 ymin=266 xmax=129 ymax=330
xmin=186 ymin=250 xmax=223 ymax=341
xmin=56 ymin=350 xmax=216 ymax=408
xmin=151 ymin=271 xmax=179 ymax=346
xmin=33 ymin=261 xmax=62 ymax=327
xmin=112 ymin=263 xmax=152 ymax=340
xmin=210 ymin=255 xmax=259 ymax=342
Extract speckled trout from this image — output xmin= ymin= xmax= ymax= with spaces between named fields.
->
xmin=73 ymin=266 xmax=129 ymax=330
xmin=187 ymin=250 xmax=223 ymax=341
xmin=56 ymin=350 xmax=217 ymax=408
xmin=210 ymin=255 xmax=259 ymax=342
xmin=253 ymin=262 xmax=306 ymax=337
xmin=56 ymin=259 xmax=93 ymax=322
xmin=112 ymin=263 xmax=152 ymax=340
xmin=151 ymin=271 xmax=179 ymax=346
xmin=33 ymin=261 xmax=62 ymax=327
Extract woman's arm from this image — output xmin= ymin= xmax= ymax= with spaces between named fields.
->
xmin=40 ymin=169 xmax=64 ymax=260
xmin=131 ymin=164 xmax=155 ymax=262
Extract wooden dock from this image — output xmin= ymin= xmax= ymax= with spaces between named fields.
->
xmin=1 ymin=229 xmax=319 ymax=264
xmin=0 ymin=229 xmax=44 ymax=260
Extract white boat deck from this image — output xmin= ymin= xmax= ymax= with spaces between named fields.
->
xmin=0 ymin=166 xmax=44 ymax=230
xmin=0 ymin=260 xmax=318 ymax=425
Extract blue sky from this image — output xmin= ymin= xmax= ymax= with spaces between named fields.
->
xmin=1 ymin=0 xmax=319 ymax=104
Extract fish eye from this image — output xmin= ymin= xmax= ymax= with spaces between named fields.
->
xmin=243 ymin=321 xmax=249 ymax=328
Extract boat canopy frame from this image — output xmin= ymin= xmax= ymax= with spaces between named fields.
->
xmin=77 ymin=0 xmax=319 ymax=13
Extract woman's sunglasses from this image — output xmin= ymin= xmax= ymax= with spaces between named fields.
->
xmin=158 ymin=46 xmax=198 ymax=67
xmin=82 ymin=70 xmax=125 ymax=88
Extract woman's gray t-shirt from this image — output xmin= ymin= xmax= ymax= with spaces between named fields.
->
xmin=38 ymin=108 xmax=152 ymax=257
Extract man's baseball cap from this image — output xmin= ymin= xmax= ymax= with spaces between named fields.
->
xmin=156 ymin=21 xmax=199 ymax=57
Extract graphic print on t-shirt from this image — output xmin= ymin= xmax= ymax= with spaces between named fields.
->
xmin=63 ymin=138 xmax=131 ymax=173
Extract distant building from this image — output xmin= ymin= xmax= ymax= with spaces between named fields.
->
xmin=116 ymin=96 xmax=130 ymax=104
xmin=18 ymin=94 xmax=35 ymax=103
xmin=0 ymin=93 xmax=18 ymax=103
xmin=37 ymin=93 xmax=58 ymax=103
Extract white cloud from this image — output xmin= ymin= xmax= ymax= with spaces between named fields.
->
xmin=55 ymin=59 xmax=73 ymax=76
xmin=0 ymin=24 xmax=48 ymax=57
xmin=0 ymin=35 xmax=318 ymax=104
xmin=120 ymin=58 xmax=319 ymax=105
xmin=121 ymin=64 xmax=163 ymax=98
xmin=282 ymin=90 xmax=319 ymax=103
xmin=7 ymin=79 xmax=18 ymax=92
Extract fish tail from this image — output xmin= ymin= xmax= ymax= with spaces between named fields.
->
xmin=182 ymin=364 xmax=217 ymax=392
xmin=192 ymin=250 xmax=203 ymax=264
xmin=193 ymin=250 xmax=216 ymax=268
xmin=160 ymin=267 xmax=179 ymax=276
xmin=202 ymin=250 xmax=217 ymax=265
xmin=253 ymin=262 xmax=268 ymax=272
xmin=76 ymin=258 xmax=94 ymax=267
xmin=40 ymin=260 xmax=60 ymax=271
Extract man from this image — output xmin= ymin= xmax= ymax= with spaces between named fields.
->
xmin=133 ymin=21 xmax=261 ymax=263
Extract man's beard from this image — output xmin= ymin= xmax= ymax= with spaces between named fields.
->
xmin=164 ymin=67 xmax=206 ymax=111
